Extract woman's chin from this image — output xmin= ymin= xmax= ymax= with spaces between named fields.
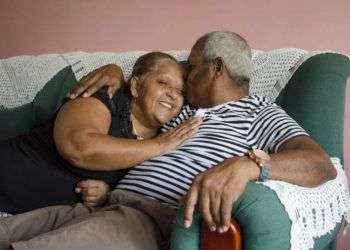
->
xmin=154 ymin=114 xmax=173 ymax=125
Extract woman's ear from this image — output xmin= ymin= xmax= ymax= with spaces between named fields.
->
xmin=130 ymin=76 xmax=140 ymax=98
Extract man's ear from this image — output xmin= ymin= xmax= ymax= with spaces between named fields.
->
xmin=130 ymin=76 xmax=140 ymax=98
xmin=213 ymin=57 xmax=224 ymax=77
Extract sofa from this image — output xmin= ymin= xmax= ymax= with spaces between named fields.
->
xmin=0 ymin=49 xmax=349 ymax=250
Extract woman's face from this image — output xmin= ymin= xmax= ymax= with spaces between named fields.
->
xmin=135 ymin=59 xmax=184 ymax=126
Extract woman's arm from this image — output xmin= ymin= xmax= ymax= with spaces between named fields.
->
xmin=54 ymin=97 xmax=201 ymax=171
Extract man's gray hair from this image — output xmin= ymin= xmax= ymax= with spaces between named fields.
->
xmin=196 ymin=31 xmax=252 ymax=86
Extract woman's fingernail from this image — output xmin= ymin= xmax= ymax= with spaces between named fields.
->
xmin=209 ymin=225 xmax=216 ymax=232
xmin=184 ymin=220 xmax=191 ymax=228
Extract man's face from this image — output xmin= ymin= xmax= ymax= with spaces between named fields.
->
xmin=185 ymin=47 xmax=213 ymax=108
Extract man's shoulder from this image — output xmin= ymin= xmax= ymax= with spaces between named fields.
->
xmin=246 ymin=95 xmax=290 ymax=121
xmin=248 ymin=95 xmax=273 ymax=106
xmin=240 ymin=95 xmax=276 ymax=115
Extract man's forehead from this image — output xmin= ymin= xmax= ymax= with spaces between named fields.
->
xmin=188 ymin=48 xmax=203 ymax=64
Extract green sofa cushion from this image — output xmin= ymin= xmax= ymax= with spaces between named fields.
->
xmin=0 ymin=66 xmax=77 ymax=141
xmin=276 ymin=53 xmax=350 ymax=163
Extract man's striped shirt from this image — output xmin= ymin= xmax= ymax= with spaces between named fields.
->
xmin=117 ymin=95 xmax=308 ymax=206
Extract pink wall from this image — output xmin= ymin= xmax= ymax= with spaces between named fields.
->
xmin=1 ymin=0 xmax=349 ymax=248
xmin=1 ymin=0 xmax=350 ymax=57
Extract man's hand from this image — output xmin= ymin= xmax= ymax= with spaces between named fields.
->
xmin=66 ymin=64 xmax=124 ymax=99
xmin=183 ymin=156 xmax=259 ymax=233
xmin=75 ymin=179 xmax=111 ymax=207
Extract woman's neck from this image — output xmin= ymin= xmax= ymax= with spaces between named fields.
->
xmin=129 ymin=101 xmax=158 ymax=139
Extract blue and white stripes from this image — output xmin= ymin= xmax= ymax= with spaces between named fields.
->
xmin=117 ymin=95 xmax=307 ymax=206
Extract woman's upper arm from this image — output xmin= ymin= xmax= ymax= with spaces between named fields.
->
xmin=53 ymin=97 xmax=111 ymax=161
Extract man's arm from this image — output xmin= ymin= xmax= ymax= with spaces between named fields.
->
xmin=66 ymin=64 xmax=124 ymax=99
xmin=268 ymin=135 xmax=336 ymax=186
xmin=183 ymin=135 xmax=336 ymax=233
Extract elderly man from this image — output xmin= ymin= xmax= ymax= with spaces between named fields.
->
xmin=0 ymin=31 xmax=335 ymax=250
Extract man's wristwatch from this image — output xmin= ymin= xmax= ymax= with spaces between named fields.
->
xmin=248 ymin=148 xmax=271 ymax=182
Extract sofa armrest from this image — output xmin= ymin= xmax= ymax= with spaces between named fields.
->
xmin=276 ymin=53 xmax=350 ymax=163
xmin=201 ymin=218 xmax=242 ymax=250
xmin=170 ymin=182 xmax=292 ymax=250
xmin=171 ymin=182 xmax=342 ymax=250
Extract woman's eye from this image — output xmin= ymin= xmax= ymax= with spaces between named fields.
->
xmin=174 ymin=88 xmax=185 ymax=96
xmin=158 ymin=80 xmax=167 ymax=85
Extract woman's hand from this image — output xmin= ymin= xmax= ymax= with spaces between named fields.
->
xmin=155 ymin=116 xmax=202 ymax=152
xmin=75 ymin=180 xmax=111 ymax=207
xmin=66 ymin=64 xmax=125 ymax=99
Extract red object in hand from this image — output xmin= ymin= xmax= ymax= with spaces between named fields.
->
xmin=201 ymin=218 xmax=242 ymax=250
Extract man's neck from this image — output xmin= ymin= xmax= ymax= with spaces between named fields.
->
xmin=209 ymin=80 xmax=249 ymax=107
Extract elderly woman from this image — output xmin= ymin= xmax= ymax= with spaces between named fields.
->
xmin=0 ymin=52 xmax=201 ymax=215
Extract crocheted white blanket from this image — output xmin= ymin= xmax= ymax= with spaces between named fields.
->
xmin=262 ymin=158 xmax=350 ymax=250
xmin=0 ymin=48 xmax=301 ymax=109
xmin=1 ymin=49 xmax=349 ymax=250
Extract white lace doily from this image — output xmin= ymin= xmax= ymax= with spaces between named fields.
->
xmin=0 ymin=211 xmax=12 ymax=220
xmin=2 ymin=48 xmax=348 ymax=110
xmin=0 ymin=54 xmax=68 ymax=109
xmin=261 ymin=157 xmax=350 ymax=250
xmin=63 ymin=50 xmax=191 ymax=82
xmin=1 ymin=48 xmax=284 ymax=109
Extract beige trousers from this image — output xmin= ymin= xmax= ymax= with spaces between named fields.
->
xmin=0 ymin=190 xmax=175 ymax=250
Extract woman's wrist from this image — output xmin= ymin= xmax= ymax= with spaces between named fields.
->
xmin=149 ymin=137 xmax=168 ymax=155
